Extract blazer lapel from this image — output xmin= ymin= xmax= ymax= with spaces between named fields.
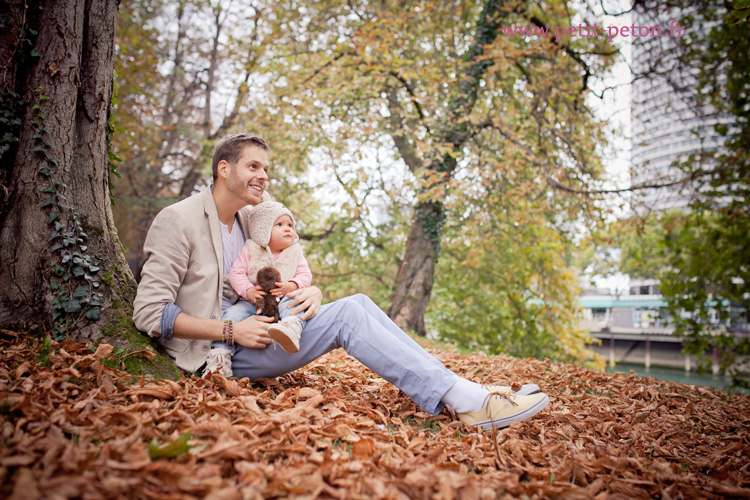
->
xmin=202 ymin=187 xmax=225 ymax=278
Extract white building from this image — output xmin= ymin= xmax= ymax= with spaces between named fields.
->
xmin=630 ymin=7 xmax=732 ymax=213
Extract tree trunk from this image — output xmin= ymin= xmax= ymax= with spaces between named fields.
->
xmin=0 ymin=0 xmax=178 ymax=378
xmin=386 ymin=0 xmax=509 ymax=334
xmin=387 ymin=201 xmax=443 ymax=334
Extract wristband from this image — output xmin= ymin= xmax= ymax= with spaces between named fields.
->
xmin=222 ymin=320 xmax=228 ymax=343
xmin=227 ymin=320 xmax=235 ymax=347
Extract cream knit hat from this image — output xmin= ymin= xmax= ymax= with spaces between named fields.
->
xmin=248 ymin=201 xmax=296 ymax=247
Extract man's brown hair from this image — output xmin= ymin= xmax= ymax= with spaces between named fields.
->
xmin=212 ymin=134 xmax=269 ymax=181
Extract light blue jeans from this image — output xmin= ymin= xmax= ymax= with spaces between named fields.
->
xmin=215 ymin=296 xmax=304 ymax=352
xmin=231 ymin=294 xmax=457 ymax=415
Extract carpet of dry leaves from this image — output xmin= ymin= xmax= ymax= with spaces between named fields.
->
xmin=1 ymin=330 xmax=749 ymax=500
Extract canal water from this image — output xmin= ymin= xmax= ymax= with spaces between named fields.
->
xmin=606 ymin=363 xmax=748 ymax=394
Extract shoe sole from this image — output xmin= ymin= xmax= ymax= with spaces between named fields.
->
xmin=475 ymin=393 xmax=550 ymax=430
xmin=268 ymin=326 xmax=299 ymax=353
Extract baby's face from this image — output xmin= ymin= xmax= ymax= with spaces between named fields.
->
xmin=268 ymin=215 xmax=295 ymax=253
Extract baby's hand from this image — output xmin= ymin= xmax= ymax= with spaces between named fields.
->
xmin=247 ymin=286 xmax=265 ymax=303
xmin=271 ymin=281 xmax=299 ymax=297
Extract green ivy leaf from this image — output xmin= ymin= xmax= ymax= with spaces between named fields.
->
xmin=64 ymin=299 xmax=81 ymax=313
xmin=85 ymin=307 xmax=100 ymax=321
xmin=48 ymin=211 xmax=59 ymax=224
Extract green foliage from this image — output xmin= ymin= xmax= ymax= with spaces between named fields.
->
xmin=666 ymin=1 xmax=750 ymax=388
xmin=429 ymin=175 xmax=602 ymax=368
xmin=659 ymin=212 xmax=750 ymax=389
xmin=0 ymin=91 xmax=24 ymax=159
xmin=37 ymin=337 xmax=53 ymax=366
xmin=264 ymin=0 xmax=615 ymax=346
xmin=595 ymin=211 xmax=749 ymax=388
xmin=148 ymin=431 xmax=193 ymax=460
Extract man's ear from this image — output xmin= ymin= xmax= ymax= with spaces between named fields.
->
xmin=216 ymin=159 xmax=230 ymax=181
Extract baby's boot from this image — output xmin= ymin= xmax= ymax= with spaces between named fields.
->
xmin=268 ymin=317 xmax=302 ymax=353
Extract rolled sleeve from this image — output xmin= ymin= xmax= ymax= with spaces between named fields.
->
xmin=133 ymin=208 xmax=191 ymax=337
xmin=160 ymin=304 xmax=183 ymax=341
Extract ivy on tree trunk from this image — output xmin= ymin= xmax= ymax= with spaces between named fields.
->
xmin=0 ymin=0 xmax=178 ymax=379
xmin=387 ymin=0 xmax=509 ymax=335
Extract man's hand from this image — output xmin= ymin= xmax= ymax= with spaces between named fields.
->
xmin=233 ymin=314 xmax=274 ymax=349
xmin=270 ymin=280 xmax=299 ymax=297
xmin=285 ymin=286 xmax=323 ymax=320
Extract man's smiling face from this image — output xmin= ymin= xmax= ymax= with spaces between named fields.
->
xmin=225 ymin=145 xmax=269 ymax=206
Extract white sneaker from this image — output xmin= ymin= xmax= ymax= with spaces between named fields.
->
xmin=203 ymin=347 xmax=233 ymax=378
xmin=484 ymin=383 xmax=540 ymax=396
xmin=268 ymin=317 xmax=302 ymax=354
xmin=458 ymin=392 xmax=550 ymax=430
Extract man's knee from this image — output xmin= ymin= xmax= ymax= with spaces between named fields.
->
xmin=347 ymin=293 xmax=372 ymax=308
xmin=338 ymin=298 xmax=369 ymax=329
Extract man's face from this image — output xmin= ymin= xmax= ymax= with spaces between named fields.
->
xmin=224 ymin=145 xmax=269 ymax=206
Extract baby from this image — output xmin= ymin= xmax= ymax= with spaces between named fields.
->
xmin=204 ymin=201 xmax=312 ymax=377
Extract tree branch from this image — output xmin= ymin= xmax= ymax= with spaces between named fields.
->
xmin=298 ymin=222 xmax=338 ymax=241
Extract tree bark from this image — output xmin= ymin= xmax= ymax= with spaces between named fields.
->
xmin=387 ymin=0 xmax=508 ymax=334
xmin=0 ymin=0 xmax=161 ymax=360
xmin=387 ymin=201 xmax=442 ymax=335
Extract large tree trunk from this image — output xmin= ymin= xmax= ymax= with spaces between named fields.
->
xmin=0 ymin=0 xmax=174 ymax=378
xmin=0 ymin=0 xmax=129 ymax=337
xmin=387 ymin=0 xmax=509 ymax=334
xmin=387 ymin=201 xmax=443 ymax=334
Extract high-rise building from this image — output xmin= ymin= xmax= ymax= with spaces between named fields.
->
xmin=630 ymin=7 xmax=731 ymax=213
xmin=582 ymin=7 xmax=746 ymax=375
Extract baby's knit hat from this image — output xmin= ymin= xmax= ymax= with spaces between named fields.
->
xmin=248 ymin=201 xmax=295 ymax=247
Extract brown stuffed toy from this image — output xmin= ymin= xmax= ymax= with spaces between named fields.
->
xmin=256 ymin=266 xmax=281 ymax=323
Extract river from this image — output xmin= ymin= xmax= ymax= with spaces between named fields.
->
xmin=606 ymin=363 xmax=748 ymax=394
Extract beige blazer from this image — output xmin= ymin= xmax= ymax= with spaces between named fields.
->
xmin=133 ymin=187 xmax=256 ymax=372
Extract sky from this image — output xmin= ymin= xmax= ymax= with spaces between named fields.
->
xmin=588 ymin=1 xmax=634 ymax=294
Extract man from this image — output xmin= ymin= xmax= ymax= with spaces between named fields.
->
xmin=133 ymin=133 xmax=550 ymax=430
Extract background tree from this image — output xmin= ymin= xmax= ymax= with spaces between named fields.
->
xmin=112 ymin=0 xmax=296 ymax=279
xmin=267 ymin=0 xmax=617 ymax=342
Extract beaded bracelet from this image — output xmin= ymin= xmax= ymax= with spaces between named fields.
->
xmin=227 ymin=320 xmax=235 ymax=347
xmin=221 ymin=320 xmax=229 ymax=343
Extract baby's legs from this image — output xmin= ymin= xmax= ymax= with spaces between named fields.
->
xmin=278 ymin=296 xmax=305 ymax=326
